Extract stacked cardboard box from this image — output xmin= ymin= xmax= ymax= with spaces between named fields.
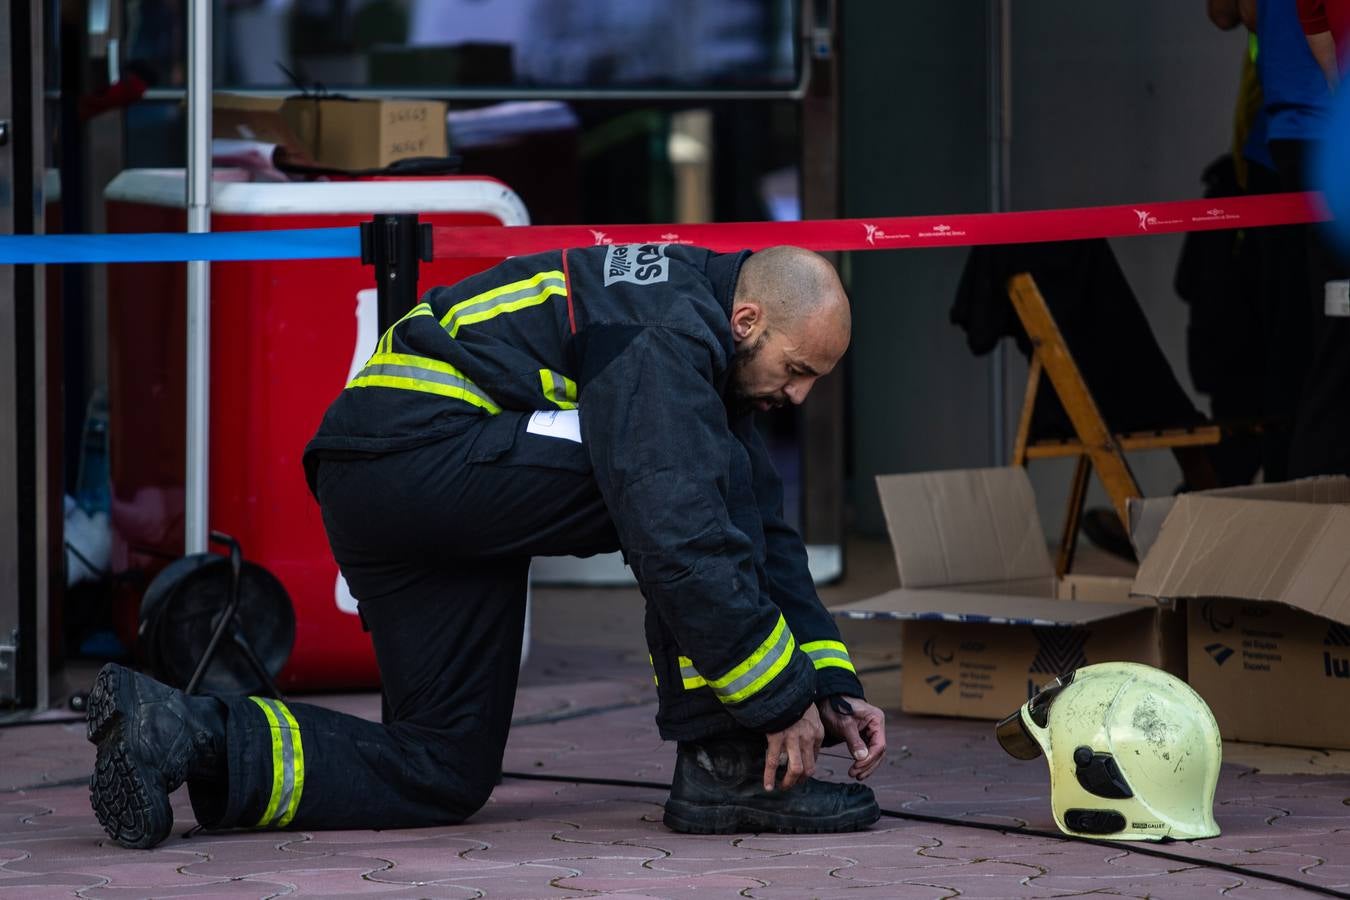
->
xmin=839 ymin=468 xmax=1350 ymax=750
xmin=1130 ymin=477 xmax=1350 ymax=750
xmin=833 ymin=468 xmax=1182 ymax=720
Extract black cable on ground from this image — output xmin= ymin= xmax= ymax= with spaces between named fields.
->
xmin=0 ymin=714 xmax=85 ymax=729
xmin=499 ymin=770 xmax=1350 ymax=900
xmin=874 ymin=807 xmax=1350 ymax=899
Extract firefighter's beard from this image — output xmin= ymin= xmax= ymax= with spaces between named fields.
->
xmin=729 ymin=331 xmax=782 ymax=416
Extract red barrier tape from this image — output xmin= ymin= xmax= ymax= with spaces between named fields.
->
xmin=431 ymin=191 xmax=1328 ymax=258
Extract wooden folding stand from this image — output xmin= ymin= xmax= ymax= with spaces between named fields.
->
xmin=1006 ymin=273 xmax=1220 ymax=576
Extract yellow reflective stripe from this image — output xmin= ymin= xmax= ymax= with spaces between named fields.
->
xmin=359 ymin=351 xmax=466 ymax=378
xmin=539 ymin=369 xmax=578 ymax=410
xmin=706 ymin=614 xmax=797 ymax=705
xmin=273 ymin=701 xmax=305 ymax=827
xmin=347 ymin=352 xmax=502 ymax=414
xmin=439 ymin=270 xmax=566 ymax=337
xmin=720 ymin=634 xmax=795 ymax=705
xmin=439 ymin=271 xmax=564 ymax=326
xmin=800 ymin=639 xmax=856 ymax=674
xmin=448 ymin=284 xmax=565 ymax=338
xmin=347 ymin=373 xmax=501 ymax=414
xmin=678 ymin=655 xmax=707 ymax=690
xmin=649 ymin=654 xmax=659 ymax=687
xmin=377 ymin=302 xmax=433 ymax=355
xmin=248 ymin=697 xmax=306 ymax=829
xmin=250 ymin=697 xmax=285 ymax=828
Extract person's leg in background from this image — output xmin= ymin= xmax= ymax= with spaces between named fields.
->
xmin=1288 ymin=214 xmax=1350 ymax=476
xmin=1262 ymin=141 xmax=1318 ymax=481
xmin=1267 ymin=138 xmax=1350 ymax=478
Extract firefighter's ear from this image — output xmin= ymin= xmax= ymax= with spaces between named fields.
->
xmin=730 ymin=302 xmax=761 ymax=342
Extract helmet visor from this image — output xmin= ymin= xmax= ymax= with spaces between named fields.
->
xmin=995 ymin=708 xmax=1042 ymax=759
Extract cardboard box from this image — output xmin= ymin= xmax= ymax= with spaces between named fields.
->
xmin=213 ymin=94 xmax=449 ymax=173
xmin=284 ymin=97 xmax=448 ymax=171
xmin=834 ymin=468 xmax=1181 ymax=720
xmin=1130 ymin=476 xmax=1350 ymax=749
xmin=212 ymin=93 xmax=314 ymax=167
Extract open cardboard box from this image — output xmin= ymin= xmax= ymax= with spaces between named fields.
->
xmin=214 ymin=93 xmax=448 ymax=173
xmin=1130 ymin=476 xmax=1350 ymax=750
xmin=834 ymin=468 xmax=1182 ymax=720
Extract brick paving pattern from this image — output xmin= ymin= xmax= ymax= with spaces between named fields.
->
xmin=3 ymin=580 xmax=1348 ymax=898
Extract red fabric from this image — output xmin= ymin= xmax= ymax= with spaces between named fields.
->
xmin=1300 ymin=0 xmax=1329 ymax=34
xmin=1331 ymin=0 xmax=1350 ymax=40
xmin=430 ymin=192 xmax=1328 ymax=259
xmin=78 ymin=73 xmax=148 ymax=122
xmin=1299 ymin=0 xmax=1350 ymax=38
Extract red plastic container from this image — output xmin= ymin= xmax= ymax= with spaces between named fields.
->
xmin=105 ymin=169 xmax=527 ymax=691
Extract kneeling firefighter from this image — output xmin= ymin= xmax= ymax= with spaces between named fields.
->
xmin=88 ymin=244 xmax=887 ymax=849
xmin=997 ymin=661 xmax=1222 ymax=841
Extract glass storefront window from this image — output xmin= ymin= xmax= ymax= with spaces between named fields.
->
xmin=125 ymin=0 xmax=798 ymax=93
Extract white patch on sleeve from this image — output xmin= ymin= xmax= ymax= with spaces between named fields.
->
xmin=603 ymin=243 xmax=670 ymax=286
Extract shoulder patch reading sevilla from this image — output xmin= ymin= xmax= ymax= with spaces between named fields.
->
xmin=603 ymin=243 xmax=670 ymax=287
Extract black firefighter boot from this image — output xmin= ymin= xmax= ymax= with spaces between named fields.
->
xmin=86 ymin=663 xmax=227 ymax=849
xmin=663 ymin=736 xmax=880 ymax=834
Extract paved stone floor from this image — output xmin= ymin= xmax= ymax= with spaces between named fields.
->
xmin=4 ymin=554 xmax=1350 ymax=898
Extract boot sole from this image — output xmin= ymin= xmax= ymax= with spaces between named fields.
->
xmin=663 ymin=797 xmax=881 ymax=835
xmin=87 ymin=665 xmax=175 ymax=849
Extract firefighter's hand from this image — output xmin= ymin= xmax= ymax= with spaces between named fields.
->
xmin=817 ymin=695 xmax=887 ymax=781
xmin=763 ymin=702 xmax=825 ymax=791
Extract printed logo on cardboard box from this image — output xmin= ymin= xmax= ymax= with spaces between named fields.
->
xmin=1029 ymin=627 xmax=1088 ymax=675
xmin=925 ymin=674 xmax=953 ymax=695
xmin=1326 ymin=623 xmax=1350 ymax=680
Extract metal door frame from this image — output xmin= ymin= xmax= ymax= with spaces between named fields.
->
xmin=0 ymin=0 xmax=51 ymax=712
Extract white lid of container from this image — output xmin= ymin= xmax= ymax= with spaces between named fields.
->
xmin=104 ymin=168 xmax=529 ymax=225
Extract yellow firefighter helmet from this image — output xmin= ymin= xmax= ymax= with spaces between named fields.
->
xmin=995 ymin=661 xmax=1221 ymax=841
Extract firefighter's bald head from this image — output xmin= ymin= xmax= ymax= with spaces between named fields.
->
xmin=728 ymin=247 xmax=851 ymax=414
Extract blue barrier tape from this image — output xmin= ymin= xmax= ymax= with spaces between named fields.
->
xmin=0 ymin=227 xmax=360 ymax=264
xmin=1315 ymin=87 xmax=1350 ymax=257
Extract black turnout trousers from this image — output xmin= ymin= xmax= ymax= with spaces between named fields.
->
xmin=189 ymin=410 xmax=743 ymax=832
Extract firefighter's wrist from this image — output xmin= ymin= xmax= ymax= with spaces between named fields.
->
xmin=759 ymin=693 xmax=816 ymax=735
xmin=813 ymin=674 xmax=865 ymax=705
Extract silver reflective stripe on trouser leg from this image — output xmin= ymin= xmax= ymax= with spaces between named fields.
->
xmin=249 ymin=696 xmax=305 ymax=828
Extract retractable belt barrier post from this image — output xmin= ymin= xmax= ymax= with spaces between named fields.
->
xmin=359 ymin=214 xmax=434 ymax=332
